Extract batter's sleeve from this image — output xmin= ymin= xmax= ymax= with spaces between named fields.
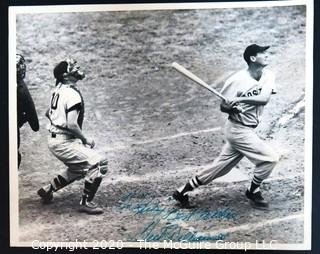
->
xmin=220 ymin=74 xmax=238 ymax=98
xmin=265 ymin=70 xmax=277 ymax=94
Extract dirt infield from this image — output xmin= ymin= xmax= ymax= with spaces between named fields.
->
xmin=16 ymin=5 xmax=307 ymax=246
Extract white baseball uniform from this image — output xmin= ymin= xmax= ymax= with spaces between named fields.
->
xmin=47 ymin=83 xmax=101 ymax=187
xmin=38 ymin=60 xmax=108 ymax=213
xmin=48 ymin=84 xmax=82 ymax=134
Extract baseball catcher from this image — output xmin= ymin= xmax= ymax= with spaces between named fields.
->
xmin=37 ymin=58 xmax=108 ymax=215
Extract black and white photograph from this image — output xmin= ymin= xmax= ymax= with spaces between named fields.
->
xmin=9 ymin=1 xmax=313 ymax=250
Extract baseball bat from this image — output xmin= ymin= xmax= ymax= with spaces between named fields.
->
xmin=171 ymin=62 xmax=226 ymax=101
xmin=171 ymin=62 xmax=245 ymax=113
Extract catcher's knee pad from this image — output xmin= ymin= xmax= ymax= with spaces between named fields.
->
xmin=86 ymin=159 xmax=108 ymax=180
xmin=98 ymin=158 xmax=108 ymax=175
xmin=83 ymin=159 xmax=108 ymax=201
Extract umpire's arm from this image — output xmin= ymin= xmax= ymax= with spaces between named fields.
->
xmin=21 ymin=82 xmax=39 ymax=131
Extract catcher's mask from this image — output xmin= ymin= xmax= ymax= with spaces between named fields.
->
xmin=53 ymin=58 xmax=85 ymax=85
xmin=16 ymin=54 xmax=26 ymax=80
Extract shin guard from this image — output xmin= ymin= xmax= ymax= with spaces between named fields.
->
xmin=82 ymin=159 xmax=108 ymax=202
xmin=83 ymin=177 xmax=102 ymax=202
xmin=50 ymin=174 xmax=74 ymax=192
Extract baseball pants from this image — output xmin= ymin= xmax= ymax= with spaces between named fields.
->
xmin=196 ymin=120 xmax=279 ymax=185
xmin=47 ymin=134 xmax=103 ymax=189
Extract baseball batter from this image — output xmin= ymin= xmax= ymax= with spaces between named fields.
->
xmin=37 ymin=58 xmax=108 ymax=214
xmin=173 ymin=44 xmax=279 ymax=209
xmin=16 ymin=54 xmax=39 ymax=168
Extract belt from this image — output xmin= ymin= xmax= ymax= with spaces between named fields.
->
xmin=228 ymin=118 xmax=257 ymax=129
xmin=50 ymin=133 xmax=75 ymax=139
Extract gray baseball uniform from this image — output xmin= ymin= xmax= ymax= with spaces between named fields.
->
xmin=174 ymin=44 xmax=277 ymax=209
xmin=186 ymin=68 xmax=279 ymax=188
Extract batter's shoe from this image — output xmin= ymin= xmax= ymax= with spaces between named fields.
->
xmin=79 ymin=198 xmax=103 ymax=215
xmin=172 ymin=190 xmax=194 ymax=208
xmin=37 ymin=187 xmax=53 ymax=204
xmin=245 ymin=189 xmax=269 ymax=209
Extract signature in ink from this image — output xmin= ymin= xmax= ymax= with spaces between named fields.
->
xmin=119 ymin=192 xmax=238 ymax=222
xmin=135 ymin=219 xmax=227 ymax=242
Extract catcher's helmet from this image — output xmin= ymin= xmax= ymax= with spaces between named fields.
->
xmin=16 ymin=54 xmax=26 ymax=80
xmin=53 ymin=58 xmax=85 ymax=85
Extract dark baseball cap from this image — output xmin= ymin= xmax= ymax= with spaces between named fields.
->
xmin=243 ymin=44 xmax=270 ymax=63
xmin=53 ymin=61 xmax=68 ymax=80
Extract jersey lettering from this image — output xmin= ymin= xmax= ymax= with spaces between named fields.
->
xmin=51 ymin=92 xmax=60 ymax=110
xmin=244 ymin=88 xmax=262 ymax=97
xmin=48 ymin=85 xmax=83 ymax=132
xmin=223 ymin=69 xmax=275 ymax=126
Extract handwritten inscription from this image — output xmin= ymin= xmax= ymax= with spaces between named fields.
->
xmin=120 ymin=192 xmax=237 ymax=221
xmin=119 ymin=192 xmax=236 ymax=242
xmin=136 ymin=219 xmax=227 ymax=242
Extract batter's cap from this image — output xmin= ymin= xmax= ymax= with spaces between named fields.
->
xmin=243 ymin=44 xmax=270 ymax=63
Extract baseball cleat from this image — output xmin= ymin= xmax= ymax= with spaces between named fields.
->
xmin=172 ymin=190 xmax=195 ymax=208
xmin=79 ymin=200 xmax=103 ymax=215
xmin=37 ymin=187 xmax=53 ymax=204
xmin=245 ymin=189 xmax=269 ymax=209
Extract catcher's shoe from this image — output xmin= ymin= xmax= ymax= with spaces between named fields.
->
xmin=37 ymin=187 xmax=53 ymax=204
xmin=172 ymin=190 xmax=194 ymax=208
xmin=245 ymin=189 xmax=269 ymax=209
xmin=79 ymin=198 xmax=103 ymax=215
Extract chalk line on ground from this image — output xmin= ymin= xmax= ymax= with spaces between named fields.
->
xmin=102 ymin=127 xmax=222 ymax=152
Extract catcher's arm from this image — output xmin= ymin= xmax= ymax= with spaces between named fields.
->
xmin=67 ymin=110 xmax=95 ymax=148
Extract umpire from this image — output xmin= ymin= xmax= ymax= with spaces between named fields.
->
xmin=16 ymin=54 xmax=39 ymax=168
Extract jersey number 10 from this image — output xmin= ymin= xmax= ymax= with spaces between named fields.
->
xmin=51 ymin=93 xmax=60 ymax=110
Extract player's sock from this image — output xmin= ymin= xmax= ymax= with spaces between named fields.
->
xmin=50 ymin=174 xmax=73 ymax=192
xmin=177 ymin=176 xmax=202 ymax=195
xmin=249 ymin=175 xmax=263 ymax=193
xmin=42 ymin=183 xmax=54 ymax=193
